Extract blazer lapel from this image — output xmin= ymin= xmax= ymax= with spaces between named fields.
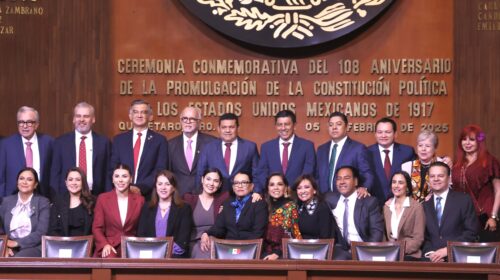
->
xmin=440 ymin=192 xmax=452 ymax=228
xmin=237 ymin=198 xmax=252 ymax=224
xmin=61 ymin=194 xmax=70 ymax=236
xmin=4 ymin=196 xmax=17 ymax=233
xmin=109 ymin=192 xmax=122 ymax=229
xmin=138 ymin=131 xmax=154 ymax=172
xmin=231 ymin=138 xmax=245 ymax=176
xmin=166 ymin=204 xmax=178 ymax=236
xmin=271 ymin=139 xmax=282 ymax=170
xmin=124 ymin=194 xmax=138 ymax=228
xmin=15 ymin=134 xmax=27 ymax=167
xmin=336 ymin=138 xmax=351 ymax=168
xmin=353 ymin=199 xmax=363 ymax=236
xmin=397 ymin=204 xmax=411 ymax=235
xmin=91 ymin=132 xmax=98 ymax=167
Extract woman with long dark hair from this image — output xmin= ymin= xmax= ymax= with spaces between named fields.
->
xmin=48 ymin=167 xmax=95 ymax=236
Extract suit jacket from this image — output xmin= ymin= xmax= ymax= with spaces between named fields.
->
xmin=0 ymin=194 xmax=50 ymax=250
xmin=207 ymin=195 xmax=268 ymax=240
xmin=137 ymin=202 xmax=193 ymax=258
xmin=168 ymin=132 xmax=216 ymax=195
xmin=383 ymin=197 xmax=425 ymax=258
xmin=197 ymin=137 xmax=259 ymax=192
xmin=92 ymin=190 xmax=145 ymax=257
xmin=48 ymin=193 xmax=93 ymax=236
xmin=183 ymin=191 xmax=229 ymax=218
xmin=50 ymin=131 xmax=111 ymax=196
xmin=316 ymin=137 xmax=373 ymax=194
xmin=110 ymin=130 xmax=168 ymax=196
xmin=256 ymin=135 xmax=316 ymax=192
xmin=368 ymin=143 xmax=415 ymax=204
xmin=324 ymin=192 xmax=384 ymax=248
xmin=0 ymin=133 xmax=54 ymax=198
xmin=422 ymin=190 xmax=478 ymax=254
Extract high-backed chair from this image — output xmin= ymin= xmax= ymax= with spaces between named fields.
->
xmin=0 ymin=235 xmax=7 ymax=257
xmin=210 ymin=237 xmax=262 ymax=260
xmin=447 ymin=242 xmax=500 ymax=264
xmin=282 ymin=238 xmax=334 ymax=260
xmin=121 ymin=236 xmax=173 ymax=259
xmin=41 ymin=235 xmax=93 ymax=258
xmin=351 ymin=241 xmax=404 ymax=262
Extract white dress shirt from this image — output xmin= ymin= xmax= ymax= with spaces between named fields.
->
xmin=132 ymin=128 xmax=148 ymax=184
xmin=22 ymin=134 xmax=41 ymax=180
xmin=75 ymin=130 xmax=94 ymax=189
xmin=221 ymin=138 xmax=238 ymax=174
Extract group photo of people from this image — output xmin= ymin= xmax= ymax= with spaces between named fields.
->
xmin=0 ymin=99 xmax=498 ymax=262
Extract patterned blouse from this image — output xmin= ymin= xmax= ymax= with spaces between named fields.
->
xmin=264 ymin=197 xmax=302 ymax=257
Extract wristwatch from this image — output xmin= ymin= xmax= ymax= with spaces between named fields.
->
xmin=491 ymin=214 xmax=499 ymax=221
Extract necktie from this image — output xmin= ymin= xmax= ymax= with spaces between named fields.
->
xmin=436 ymin=196 xmax=443 ymax=226
xmin=185 ymin=139 xmax=193 ymax=171
xmin=224 ymin=142 xmax=231 ymax=173
xmin=133 ymin=132 xmax=142 ymax=173
xmin=79 ymin=136 xmax=87 ymax=174
xmin=25 ymin=141 xmax=33 ymax=168
xmin=328 ymin=143 xmax=338 ymax=191
xmin=383 ymin=149 xmax=391 ymax=180
xmin=343 ymin=198 xmax=349 ymax=244
xmin=282 ymin=142 xmax=290 ymax=174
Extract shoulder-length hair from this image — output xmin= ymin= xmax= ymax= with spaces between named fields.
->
xmin=197 ymin=168 xmax=223 ymax=195
xmin=15 ymin=167 xmax=40 ymax=195
xmin=390 ymin=171 xmax=412 ymax=197
xmin=454 ymin=124 xmax=489 ymax=169
xmin=65 ymin=167 xmax=95 ymax=214
xmin=149 ymin=170 xmax=184 ymax=208
xmin=292 ymin=174 xmax=321 ymax=204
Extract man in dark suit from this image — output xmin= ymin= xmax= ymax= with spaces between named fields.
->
xmin=197 ymin=113 xmax=259 ymax=192
xmin=368 ymin=117 xmax=416 ymax=205
xmin=256 ymin=110 xmax=315 ymax=192
xmin=316 ymin=112 xmax=373 ymax=195
xmin=50 ymin=102 xmax=111 ymax=197
xmin=168 ymin=106 xmax=215 ymax=195
xmin=200 ymin=172 xmax=268 ymax=252
xmin=324 ymin=166 xmax=384 ymax=260
xmin=0 ymin=106 xmax=53 ymax=199
xmin=110 ymin=99 xmax=168 ymax=197
xmin=422 ymin=162 xmax=478 ymax=262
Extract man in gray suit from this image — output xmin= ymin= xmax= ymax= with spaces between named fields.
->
xmin=168 ymin=106 xmax=215 ymax=195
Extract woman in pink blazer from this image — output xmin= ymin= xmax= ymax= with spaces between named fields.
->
xmin=92 ymin=164 xmax=144 ymax=258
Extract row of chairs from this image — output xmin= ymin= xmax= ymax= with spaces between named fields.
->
xmin=0 ymin=235 xmax=498 ymax=263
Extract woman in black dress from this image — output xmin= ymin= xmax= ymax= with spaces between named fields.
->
xmin=48 ymin=167 xmax=95 ymax=236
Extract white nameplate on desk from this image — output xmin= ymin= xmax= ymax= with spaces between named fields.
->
xmin=372 ymin=256 xmax=386 ymax=261
xmin=139 ymin=250 xmax=153 ymax=259
xmin=299 ymin=254 xmax=314 ymax=259
xmin=466 ymin=256 xmax=481 ymax=263
xmin=59 ymin=249 xmax=73 ymax=258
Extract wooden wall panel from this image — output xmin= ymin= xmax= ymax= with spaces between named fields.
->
xmin=454 ymin=0 xmax=500 ymax=157
xmin=0 ymin=0 xmax=110 ymax=137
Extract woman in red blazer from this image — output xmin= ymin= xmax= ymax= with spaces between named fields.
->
xmin=92 ymin=164 xmax=144 ymax=258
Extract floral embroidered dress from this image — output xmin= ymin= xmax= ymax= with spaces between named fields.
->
xmin=264 ymin=197 xmax=302 ymax=257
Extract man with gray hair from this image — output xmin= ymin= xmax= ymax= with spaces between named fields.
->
xmin=168 ymin=106 xmax=215 ymax=195
xmin=50 ymin=102 xmax=111 ymax=196
xmin=0 ymin=106 xmax=54 ymax=199
xmin=110 ymin=99 xmax=168 ymax=197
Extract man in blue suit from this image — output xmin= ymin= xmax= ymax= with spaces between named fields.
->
xmin=0 ymin=106 xmax=53 ymax=199
xmin=256 ymin=110 xmax=315 ymax=192
xmin=110 ymin=99 xmax=168 ymax=197
xmin=197 ymin=113 xmax=259 ymax=192
xmin=367 ymin=118 xmax=415 ymax=205
xmin=324 ymin=166 xmax=384 ymax=260
xmin=422 ymin=162 xmax=478 ymax=262
xmin=51 ymin=102 xmax=111 ymax=196
xmin=316 ymin=112 xmax=373 ymax=195
xmin=168 ymin=106 xmax=215 ymax=195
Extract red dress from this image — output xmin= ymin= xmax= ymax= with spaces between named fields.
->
xmin=452 ymin=154 xmax=500 ymax=217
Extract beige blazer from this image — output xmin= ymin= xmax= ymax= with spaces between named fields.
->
xmin=383 ymin=197 xmax=425 ymax=258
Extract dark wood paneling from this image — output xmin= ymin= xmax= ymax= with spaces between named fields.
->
xmin=454 ymin=0 xmax=500 ymax=158
xmin=0 ymin=0 xmax=110 ymax=138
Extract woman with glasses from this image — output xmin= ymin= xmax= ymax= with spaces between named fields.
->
xmin=199 ymin=172 xmax=268 ymax=253
xmin=137 ymin=170 xmax=193 ymax=258
xmin=183 ymin=168 xmax=229 ymax=258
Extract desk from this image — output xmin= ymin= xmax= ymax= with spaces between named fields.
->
xmin=0 ymin=259 xmax=498 ymax=280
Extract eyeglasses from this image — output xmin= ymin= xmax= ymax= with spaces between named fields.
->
xmin=181 ymin=117 xmax=200 ymax=123
xmin=131 ymin=110 xmax=149 ymax=115
xmin=233 ymin=181 xmax=251 ymax=187
xmin=17 ymin=120 xmax=37 ymax=127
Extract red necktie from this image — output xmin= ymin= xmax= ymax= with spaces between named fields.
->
xmin=224 ymin=143 xmax=231 ymax=173
xmin=383 ymin=149 xmax=391 ymax=180
xmin=133 ymin=132 xmax=142 ymax=173
xmin=79 ymin=136 xmax=87 ymax=174
xmin=282 ymin=142 xmax=290 ymax=174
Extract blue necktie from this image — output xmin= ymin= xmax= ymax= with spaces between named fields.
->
xmin=328 ymin=144 xmax=338 ymax=191
xmin=436 ymin=196 xmax=443 ymax=226
xmin=343 ymin=198 xmax=349 ymax=244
